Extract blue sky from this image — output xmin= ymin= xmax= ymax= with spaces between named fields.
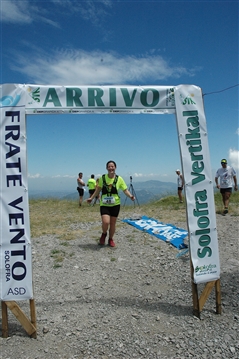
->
xmin=1 ymin=0 xmax=238 ymax=192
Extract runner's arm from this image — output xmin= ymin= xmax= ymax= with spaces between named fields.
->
xmin=87 ymin=186 xmax=102 ymax=202
xmin=123 ymin=189 xmax=135 ymax=201
xmin=233 ymin=175 xmax=238 ymax=190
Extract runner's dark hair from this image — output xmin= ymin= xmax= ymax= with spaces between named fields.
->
xmin=106 ymin=160 xmax=117 ymax=168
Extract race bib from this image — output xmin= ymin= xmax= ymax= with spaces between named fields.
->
xmin=102 ymin=196 xmax=115 ymax=204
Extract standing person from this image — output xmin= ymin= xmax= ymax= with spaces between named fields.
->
xmin=87 ymin=160 xmax=135 ymax=247
xmin=176 ymin=169 xmax=184 ymax=203
xmin=215 ymin=159 xmax=237 ymax=215
xmin=77 ymin=172 xmax=85 ymax=207
xmin=87 ymin=174 xmax=96 ymax=198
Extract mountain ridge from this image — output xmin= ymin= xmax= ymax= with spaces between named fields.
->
xmin=29 ymin=179 xmax=176 ymax=204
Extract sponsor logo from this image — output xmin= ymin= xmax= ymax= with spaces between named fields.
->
xmin=195 ymin=264 xmax=217 ymax=275
xmin=180 ymin=93 xmax=196 ymax=105
xmin=166 ymin=87 xmax=175 ymax=107
xmin=0 ymin=95 xmax=21 ymax=107
xmin=28 ymin=86 xmax=40 ymax=102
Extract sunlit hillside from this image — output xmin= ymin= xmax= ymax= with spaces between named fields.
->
xmin=29 ymin=192 xmax=239 ymax=239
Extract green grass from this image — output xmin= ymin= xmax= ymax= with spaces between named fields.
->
xmin=29 ymin=192 xmax=239 ymax=239
xmin=29 ymin=198 xmax=100 ymax=238
xmin=50 ymin=249 xmax=65 ymax=268
xmin=50 ymin=247 xmax=74 ymax=268
xmin=214 ymin=191 xmax=239 ymax=214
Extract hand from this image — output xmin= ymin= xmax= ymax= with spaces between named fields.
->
xmin=130 ymin=195 xmax=135 ymax=201
xmin=235 ymin=185 xmax=238 ymax=191
xmin=87 ymin=198 xmax=92 ymax=203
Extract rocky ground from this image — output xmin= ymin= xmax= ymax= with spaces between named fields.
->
xmin=1 ymin=207 xmax=238 ymax=359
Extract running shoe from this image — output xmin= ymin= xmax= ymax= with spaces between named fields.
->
xmin=108 ymin=238 xmax=116 ymax=247
xmin=99 ymin=233 xmax=107 ymax=245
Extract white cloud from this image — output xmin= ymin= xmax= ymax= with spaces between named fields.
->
xmin=133 ymin=173 xmax=143 ymax=178
xmin=70 ymin=0 xmax=112 ymax=26
xmin=11 ymin=48 xmax=196 ymax=85
xmin=236 ymin=128 xmax=239 ymax=135
xmin=1 ymin=0 xmax=32 ymax=23
xmin=62 ymin=175 xmax=75 ymax=178
xmin=1 ymin=0 xmax=59 ymax=26
xmin=133 ymin=173 xmax=158 ymax=178
xmin=51 ymin=174 xmax=75 ymax=179
xmin=28 ymin=173 xmax=41 ymax=179
xmin=1 ymin=0 xmax=111 ymax=26
xmin=28 ymin=173 xmax=76 ymax=179
xmin=228 ymin=148 xmax=239 ymax=170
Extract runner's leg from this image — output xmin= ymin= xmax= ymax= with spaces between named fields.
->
xmin=109 ymin=216 xmax=117 ymax=239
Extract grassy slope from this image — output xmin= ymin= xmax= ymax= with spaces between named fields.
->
xmin=29 ymin=192 xmax=239 ymax=239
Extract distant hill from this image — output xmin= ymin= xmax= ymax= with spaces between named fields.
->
xmin=131 ymin=180 xmax=175 ymax=195
xmin=29 ymin=179 xmax=176 ymax=205
xmin=123 ymin=180 xmax=175 ymax=205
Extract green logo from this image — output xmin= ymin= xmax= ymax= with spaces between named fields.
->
xmin=180 ymin=93 xmax=196 ymax=105
xmin=195 ymin=263 xmax=216 ymax=273
xmin=28 ymin=87 xmax=40 ymax=103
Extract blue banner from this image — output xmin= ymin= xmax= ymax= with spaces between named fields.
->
xmin=122 ymin=216 xmax=188 ymax=250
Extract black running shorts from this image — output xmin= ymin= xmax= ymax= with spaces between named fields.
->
xmin=220 ymin=188 xmax=232 ymax=194
xmin=77 ymin=187 xmax=84 ymax=196
xmin=100 ymin=205 xmax=120 ymax=217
